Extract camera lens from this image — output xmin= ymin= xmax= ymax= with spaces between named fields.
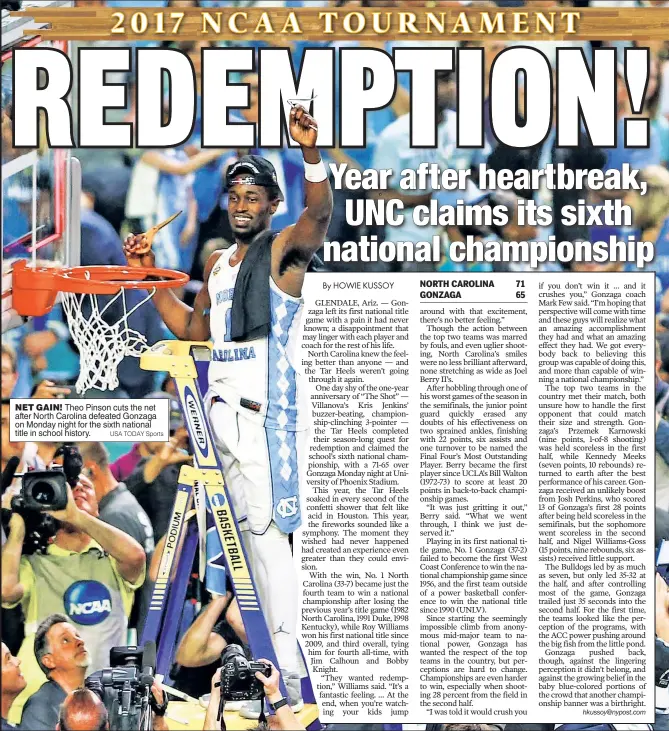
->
xmin=31 ymin=481 xmax=56 ymax=505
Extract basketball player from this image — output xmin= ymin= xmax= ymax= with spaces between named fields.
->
xmin=124 ymin=104 xmax=332 ymax=710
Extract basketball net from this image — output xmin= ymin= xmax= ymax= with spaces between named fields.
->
xmin=60 ymin=283 xmax=156 ymax=394
xmin=5 ymin=212 xmax=187 ymax=395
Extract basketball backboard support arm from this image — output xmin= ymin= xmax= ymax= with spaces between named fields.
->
xmin=66 ymin=156 xmax=81 ymax=268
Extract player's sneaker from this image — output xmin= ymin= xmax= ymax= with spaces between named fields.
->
xmin=283 ymin=672 xmax=304 ymax=713
xmin=239 ymin=677 xmax=304 ymax=720
xmin=224 ymin=700 xmax=245 ymax=712
xmin=199 ymin=693 xmax=246 ymax=712
xmin=239 ymin=700 xmax=263 ymax=719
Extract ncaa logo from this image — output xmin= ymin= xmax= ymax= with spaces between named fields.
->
xmin=184 ymin=387 xmax=208 ymax=457
xmin=276 ymin=496 xmax=298 ymax=519
xmin=63 ymin=581 xmax=112 ymax=626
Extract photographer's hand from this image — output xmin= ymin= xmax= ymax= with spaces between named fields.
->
xmin=203 ymin=668 xmax=222 ymax=731
xmin=44 ymin=483 xmax=81 ymax=526
xmin=255 ymin=661 xmax=306 ymax=730
xmin=255 ymin=660 xmax=282 ymax=702
xmin=1 ymin=512 xmax=26 ymax=605
xmin=211 ymin=667 xmax=222 ymax=696
xmin=151 ymin=682 xmax=169 ymax=731
xmin=47 ymin=477 xmax=146 ymax=585
xmin=1 ymin=482 xmax=20 ymax=511
xmin=159 ymin=438 xmax=193 ymax=466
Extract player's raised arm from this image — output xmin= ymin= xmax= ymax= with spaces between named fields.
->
xmin=276 ymin=105 xmax=333 ymax=266
xmin=123 ymin=236 xmax=219 ymax=342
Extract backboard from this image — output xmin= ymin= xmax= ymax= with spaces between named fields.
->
xmin=2 ymin=1 xmax=75 ymax=331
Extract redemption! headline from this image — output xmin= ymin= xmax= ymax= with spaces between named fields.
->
xmin=9 ymin=41 xmax=656 ymax=269
xmin=12 ymin=46 xmax=650 ymax=151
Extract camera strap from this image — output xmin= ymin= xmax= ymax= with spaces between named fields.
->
xmin=215 ymin=683 xmax=267 ymax=730
xmin=215 ymin=682 xmax=225 ymax=728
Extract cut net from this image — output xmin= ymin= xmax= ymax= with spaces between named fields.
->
xmin=61 ymin=285 xmax=156 ymax=394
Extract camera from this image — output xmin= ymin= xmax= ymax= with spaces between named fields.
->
xmin=11 ymin=443 xmax=82 ymax=512
xmin=11 ymin=470 xmax=69 ymax=513
xmin=1 ymin=444 xmax=83 ymax=554
xmin=86 ymin=644 xmax=161 ymax=731
xmin=219 ymin=644 xmax=272 ymax=701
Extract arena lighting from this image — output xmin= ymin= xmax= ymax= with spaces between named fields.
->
xmin=11 ymin=45 xmax=635 ymax=150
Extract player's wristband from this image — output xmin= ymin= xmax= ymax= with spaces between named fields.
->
xmin=269 ymin=697 xmax=289 ymax=712
xmin=304 ymin=159 xmax=327 ymax=183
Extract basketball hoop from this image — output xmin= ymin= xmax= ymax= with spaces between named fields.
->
xmin=10 ymin=260 xmax=189 ymax=394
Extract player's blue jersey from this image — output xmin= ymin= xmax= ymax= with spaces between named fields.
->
xmin=208 ymin=244 xmax=309 ymax=431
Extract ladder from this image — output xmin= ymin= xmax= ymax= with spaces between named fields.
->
xmin=138 ymin=341 xmax=321 ymax=729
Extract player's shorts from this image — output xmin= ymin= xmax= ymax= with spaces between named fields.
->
xmin=206 ymin=395 xmax=308 ymax=535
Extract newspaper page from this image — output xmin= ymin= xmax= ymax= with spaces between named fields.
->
xmin=1 ymin=3 xmax=668 ymax=731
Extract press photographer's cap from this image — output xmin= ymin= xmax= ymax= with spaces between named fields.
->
xmin=225 ymin=155 xmax=284 ymax=201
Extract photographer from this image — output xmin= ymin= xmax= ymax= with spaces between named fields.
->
xmin=169 ymin=591 xmax=246 ymax=702
xmin=55 ymin=684 xmax=169 ymax=731
xmin=203 ymin=659 xmax=305 ymax=731
xmin=1 ymin=643 xmax=26 ymax=730
xmin=1 ymin=478 xmax=146 ymax=725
